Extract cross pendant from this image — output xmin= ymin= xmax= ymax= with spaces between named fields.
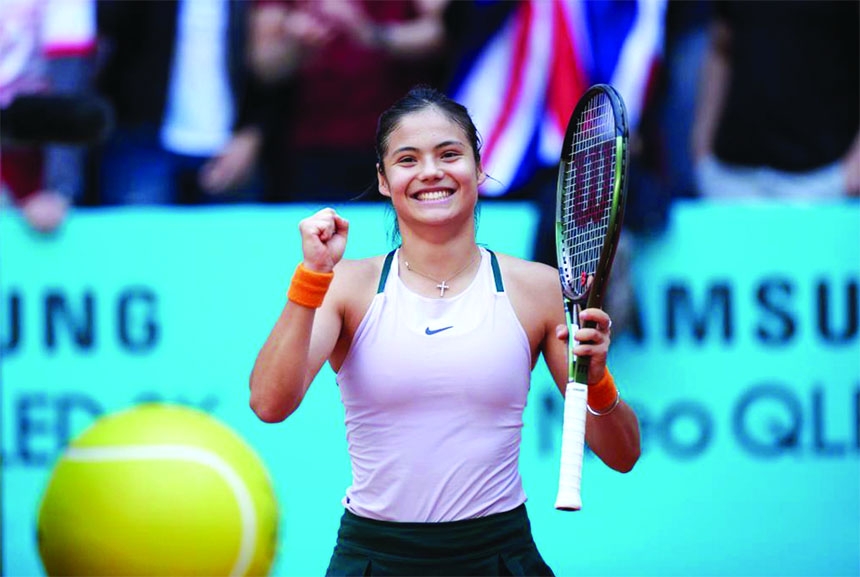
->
xmin=436 ymin=281 xmax=450 ymax=297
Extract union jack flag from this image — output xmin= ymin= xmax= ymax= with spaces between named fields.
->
xmin=450 ymin=0 xmax=666 ymax=197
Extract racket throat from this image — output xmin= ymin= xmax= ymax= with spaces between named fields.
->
xmin=566 ymin=300 xmax=592 ymax=385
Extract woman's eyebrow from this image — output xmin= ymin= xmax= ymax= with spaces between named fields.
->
xmin=390 ymin=140 xmax=465 ymax=156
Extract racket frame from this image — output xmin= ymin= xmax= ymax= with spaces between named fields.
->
xmin=554 ymin=84 xmax=629 ymax=511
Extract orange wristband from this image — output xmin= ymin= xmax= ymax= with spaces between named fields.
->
xmin=287 ymin=264 xmax=334 ymax=308
xmin=587 ymin=368 xmax=618 ymax=414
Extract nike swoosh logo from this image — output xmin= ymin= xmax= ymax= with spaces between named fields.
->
xmin=425 ymin=326 xmax=454 ymax=335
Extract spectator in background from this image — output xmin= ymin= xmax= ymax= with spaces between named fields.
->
xmin=653 ymin=0 xmax=713 ymax=202
xmin=623 ymin=0 xmax=713 ymax=229
xmin=248 ymin=0 xmax=452 ymax=203
xmin=693 ymin=0 xmax=860 ymax=200
xmin=0 ymin=0 xmax=99 ymax=233
xmin=94 ymin=0 xmax=267 ymax=206
xmin=41 ymin=0 xmax=104 ymax=211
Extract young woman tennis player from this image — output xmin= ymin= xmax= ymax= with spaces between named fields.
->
xmin=250 ymin=86 xmax=641 ymax=576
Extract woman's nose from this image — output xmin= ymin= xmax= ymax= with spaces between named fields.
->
xmin=420 ymin=160 xmax=443 ymax=179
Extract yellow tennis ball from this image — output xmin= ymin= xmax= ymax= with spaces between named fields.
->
xmin=36 ymin=403 xmax=279 ymax=577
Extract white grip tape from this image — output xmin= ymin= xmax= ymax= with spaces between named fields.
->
xmin=555 ymin=381 xmax=588 ymax=511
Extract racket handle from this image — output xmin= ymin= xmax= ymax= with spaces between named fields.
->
xmin=555 ymin=380 xmax=588 ymax=511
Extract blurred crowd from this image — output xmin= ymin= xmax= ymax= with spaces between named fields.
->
xmin=1 ymin=0 xmax=858 ymax=236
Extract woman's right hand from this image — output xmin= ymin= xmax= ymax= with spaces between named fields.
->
xmin=298 ymin=208 xmax=349 ymax=272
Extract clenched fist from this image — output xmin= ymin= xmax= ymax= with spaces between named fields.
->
xmin=298 ymin=207 xmax=349 ymax=272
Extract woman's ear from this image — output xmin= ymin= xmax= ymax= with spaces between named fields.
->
xmin=477 ymin=163 xmax=487 ymax=186
xmin=377 ymin=164 xmax=391 ymax=197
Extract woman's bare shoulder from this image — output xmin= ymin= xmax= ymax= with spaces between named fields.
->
xmin=332 ymin=254 xmax=390 ymax=290
xmin=329 ymin=254 xmax=391 ymax=341
xmin=491 ymin=250 xmax=563 ymax=351
xmin=492 ymin=251 xmax=559 ymax=291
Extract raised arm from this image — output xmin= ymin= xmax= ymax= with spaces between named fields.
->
xmin=248 ymin=2 xmax=335 ymax=84
xmin=249 ymin=208 xmax=349 ymax=422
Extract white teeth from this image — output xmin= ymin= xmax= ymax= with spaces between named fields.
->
xmin=415 ymin=191 xmax=451 ymax=201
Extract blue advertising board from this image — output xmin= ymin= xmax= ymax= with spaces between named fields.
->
xmin=2 ymin=200 xmax=858 ymax=576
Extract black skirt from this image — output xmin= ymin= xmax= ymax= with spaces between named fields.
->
xmin=325 ymin=504 xmax=555 ymax=576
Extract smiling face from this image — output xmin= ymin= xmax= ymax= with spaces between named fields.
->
xmin=377 ymin=106 xmax=486 ymax=231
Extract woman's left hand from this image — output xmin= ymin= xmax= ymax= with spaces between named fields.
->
xmin=554 ymin=308 xmax=612 ymax=385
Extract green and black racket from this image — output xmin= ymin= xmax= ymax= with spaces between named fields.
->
xmin=555 ymin=84 xmax=629 ymax=511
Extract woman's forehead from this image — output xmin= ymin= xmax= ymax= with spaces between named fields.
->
xmin=388 ymin=107 xmax=467 ymax=144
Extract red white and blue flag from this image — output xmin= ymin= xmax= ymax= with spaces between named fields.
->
xmin=450 ymin=0 xmax=666 ymax=197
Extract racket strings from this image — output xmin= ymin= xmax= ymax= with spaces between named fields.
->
xmin=560 ymin=94 xmax=616 ymax=297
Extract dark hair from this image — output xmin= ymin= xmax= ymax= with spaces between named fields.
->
xmin=375 ymin=85 xmax=482 ymax=174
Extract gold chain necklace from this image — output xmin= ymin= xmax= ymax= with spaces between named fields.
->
xmin=403 ymin=250 xmax=480 ymax=297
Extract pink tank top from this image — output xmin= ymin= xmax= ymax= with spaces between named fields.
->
xmin=335 ymin=248 xmax=532 ymax=522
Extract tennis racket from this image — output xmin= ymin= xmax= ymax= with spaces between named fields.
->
xmin=554 ymin=84 xmax=629 ymax=511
